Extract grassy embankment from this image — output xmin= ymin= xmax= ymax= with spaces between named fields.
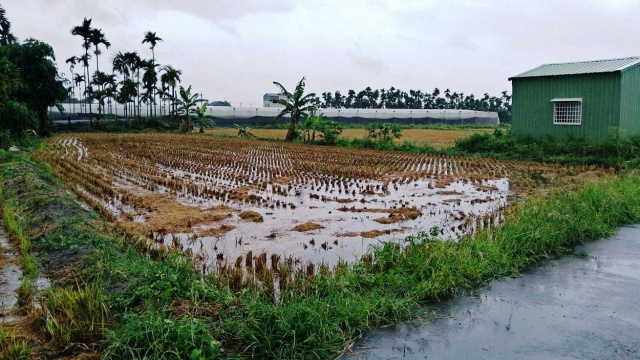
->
xmin=1 ymin=147 xmax=640 ymax=358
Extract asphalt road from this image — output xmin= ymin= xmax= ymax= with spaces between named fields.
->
xmin=346 ymin=225 xmax=640 ymax=359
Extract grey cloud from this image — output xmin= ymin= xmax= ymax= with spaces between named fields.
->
xmin=348 ymin=53 xmax=389 ymax=74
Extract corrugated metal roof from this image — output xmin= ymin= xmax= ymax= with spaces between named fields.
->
xmin=510 ymin=57 xmax=640 ymax=79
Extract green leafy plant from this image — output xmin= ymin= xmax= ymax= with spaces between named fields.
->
xmin=366 ymin=122 xmax=402 ymax=143
xmin=171 ymin=85 xmax=207 ymax=133
xmin=196 ymin=103 xmax=214 ymax=133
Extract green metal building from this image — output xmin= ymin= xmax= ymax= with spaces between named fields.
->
xmin=509 ymin=57 xmax=640 ymax=140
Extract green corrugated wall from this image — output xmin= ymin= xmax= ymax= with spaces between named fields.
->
xmin=511 ymin=73 xmax=621 ymax=141
xmin=619 ymin=66 xmax=640 ymax=137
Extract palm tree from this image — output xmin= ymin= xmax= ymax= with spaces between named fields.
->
xmin=71 ymin=18 xmax=93 ymax=119
xmin=117 ymin=78 xmax=137 ymax=118
xmin=140 ymin=89 xmax=152 ymax=117
xmin=121 ymin=52 xmax=140 ymax=117
xmin=73 ymin=73 xmax=85 ymax=109
xmin=78 ymin=54 xmax=92 ymax=113
xmin=0 ymin=19 xmax=17 ymax=46
xmin=112 ymin=51 xmax=133 ymax=117
xmin=141 ymin=59 xmax=159 ymax=117
xmin=171 ymin=85 xmax=206 ymax=132
xmin=0 ymin=6 xmax=17 ymax=46
xmin=129 ymin=54 xmax=144 ymax=119
xmin=272 ymin=77 xmax=317 ymax=141
xmin=142 ymin=31 xmax=162 ymax=117
xmin=92 ymin=71 xmax=116 ymax=118
xmin=160 ymin=65 xmax=181 ymax=114
xmin=89 ymin=28 xmax=110 ymax=74
xmin=65 ymin=56 xmax=79 ymax=114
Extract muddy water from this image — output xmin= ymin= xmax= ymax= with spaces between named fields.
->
xmin=163 ymin=176 xmax=508 ymax=267
xmin=59 ymin=137 xmax=511 ymax=268
xmin=0 ymin=229 xmax=21 ymax=322
xmin=345 ymin=225 xmax=640 ymax=359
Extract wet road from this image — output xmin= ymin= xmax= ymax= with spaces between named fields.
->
xmin=346 ymin=225 xmax=640 ymax=359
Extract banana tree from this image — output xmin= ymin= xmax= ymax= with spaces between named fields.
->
xmin=196 ymin=103 xmax=214 ymax=133
xmin=171 ymin=85 xmax=207 ymax=132
xmin=272 ymin=76 xmax=316 ymax=141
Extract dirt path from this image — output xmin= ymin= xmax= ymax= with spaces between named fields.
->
xmin=346 ymin=225 xmax=640 ymax=359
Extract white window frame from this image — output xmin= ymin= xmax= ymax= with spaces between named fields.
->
xmin=551 ymin=98 xmax=582 ymax=126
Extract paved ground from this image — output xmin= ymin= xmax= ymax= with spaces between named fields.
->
xmin=346 ymin=225 xmax=640 ymax=359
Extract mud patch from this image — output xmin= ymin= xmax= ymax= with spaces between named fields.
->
xmin=292 ymin=222 xmax=325 ymax=232
xmin=360 ymin=229 xmax=403 ymax=238
xmin=197 ymin=224 xmax=236 ymax=237
xmin=239 ymin=211 xmax=264 ymax=223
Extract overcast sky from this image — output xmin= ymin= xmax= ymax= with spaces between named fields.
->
xmin=4 ymin=0 xmax=640 ymax=105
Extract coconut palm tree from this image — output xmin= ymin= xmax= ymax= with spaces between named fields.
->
xmin=160 ymin=65 xmax=181 ymax=114
xmin=272 ymin=77 xmax=317 ymax=141
xmin=142 ymin=31 xmax=162 ymax=117
xmin=71 ymin=18 xmax=93 ymax=118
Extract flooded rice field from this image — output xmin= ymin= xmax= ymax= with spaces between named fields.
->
xmin=39 ymin=134 xmax=564 ymax=270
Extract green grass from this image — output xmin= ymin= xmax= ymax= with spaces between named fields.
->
xmin=40 ymin=283 xmax=109 ymax=347
xmin=451 ymin=130 xmax=640 ymax=168
xmin=2 ymin=150 xmax=640 ymax=358
xmin=104 ymin=312 xmax=222 ymax=360
xmin=0 ymin=196 xmax=37 ymax=279
xmin=0 ymin=327 xmax=29 ymax=360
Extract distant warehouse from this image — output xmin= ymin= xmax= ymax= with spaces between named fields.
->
xmin=509 ymin=57 xmax=640 ymax=141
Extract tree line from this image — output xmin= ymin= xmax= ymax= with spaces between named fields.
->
xmin=64 ymin=17 xmax=196 ymax=122
xmin=316 ymin=87 xmax=512 ymax=123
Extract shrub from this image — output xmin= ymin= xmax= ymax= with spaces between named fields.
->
xmin=0 ymin=100 xmax=38 ymax=137
xmin=315 ymin=119 xmax=343 ymax=145
xmin=366 ymin=122 xmax=402 ymax=143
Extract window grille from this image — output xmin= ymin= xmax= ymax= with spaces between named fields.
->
xmin=552 ymin=99 xmax=582 ymax=125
